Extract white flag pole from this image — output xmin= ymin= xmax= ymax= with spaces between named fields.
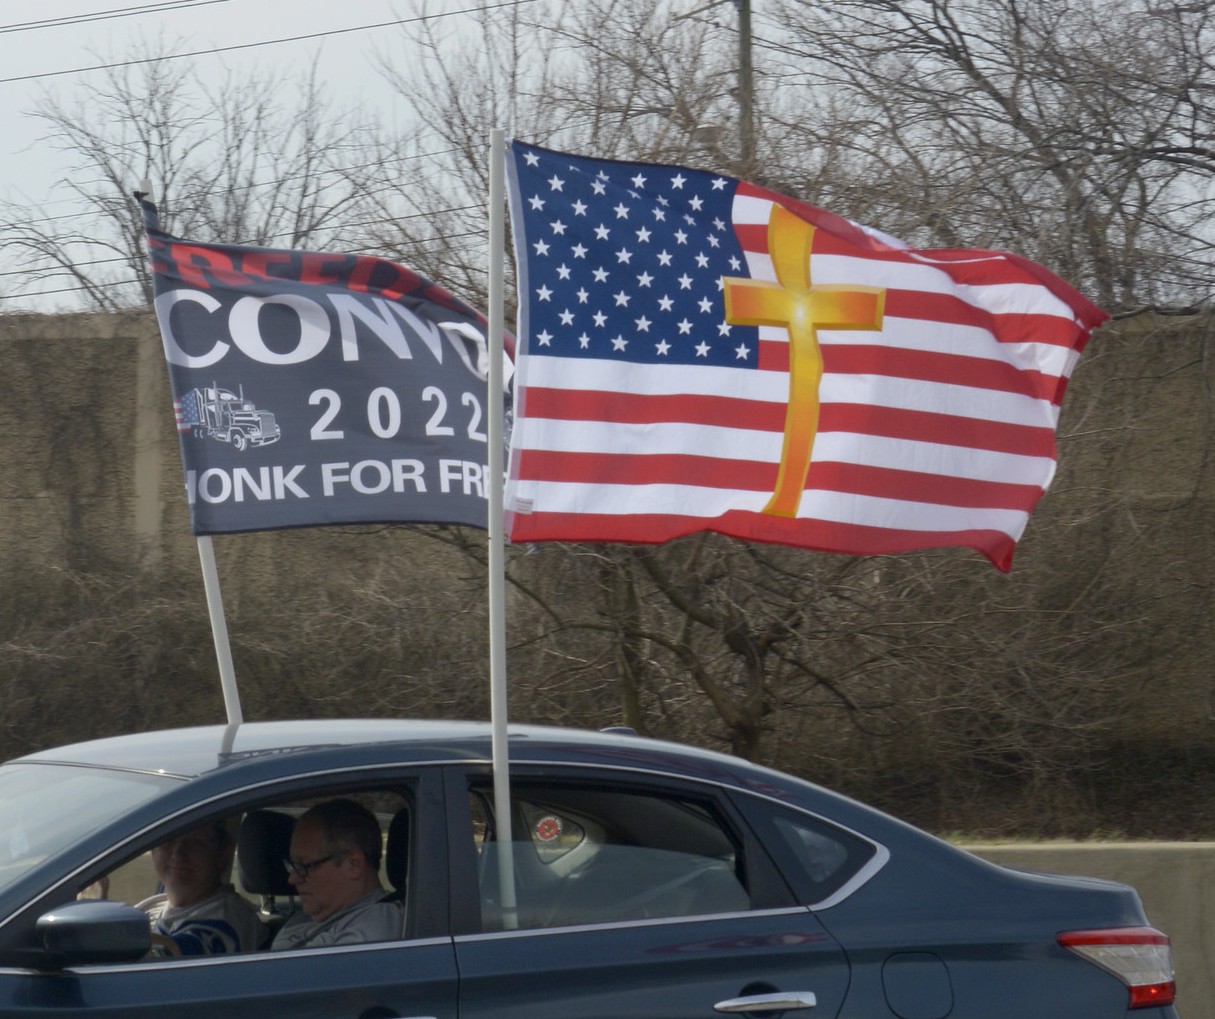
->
xmin=139 ymin=182 xmax=244 ymax=729
xmin=487 ymin=127 xmax=517 ymax=928
xmin=197 ymin=534 xmax=243 ymax=726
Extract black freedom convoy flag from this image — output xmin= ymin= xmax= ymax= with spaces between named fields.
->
xmin=139 ymin=197 xmax=506 ymax=535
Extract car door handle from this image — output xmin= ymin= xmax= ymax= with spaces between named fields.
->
xmin=714 ymin=991 xmax=817 ymax=1012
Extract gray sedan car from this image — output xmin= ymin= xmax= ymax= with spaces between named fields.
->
xmin=0 ymin=720 xmax=1178 ymax=1017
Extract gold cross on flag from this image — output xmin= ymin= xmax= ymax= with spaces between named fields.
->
xmin=724 ymin=204 xmax=886 ymax=517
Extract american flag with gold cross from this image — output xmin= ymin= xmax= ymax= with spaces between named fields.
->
xmin=503 ymin=140 xmax=1108 ymax=571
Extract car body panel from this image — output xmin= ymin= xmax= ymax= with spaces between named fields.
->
xmin=0 ymin=941 xmax=458 ymax=1019
xmin=454 ymin=909 xmax=849 ymax=1019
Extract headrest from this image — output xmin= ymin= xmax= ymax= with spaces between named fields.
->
xmin=237 ymin=809 xmax=296 ymax=898
xmin=384 ymin=808 xmax=410 ymax=893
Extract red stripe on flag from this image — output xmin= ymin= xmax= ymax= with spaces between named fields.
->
xmin=883 ymin=290 xmax=1085 ymax=347
xmin=810 ymin=461 xmax=1041 ymax=510
xmin=743 ymin=284 xmax=1086 ymax=350
xmin=732 ymin=221 xmax=772 ymax=254
xmin=520 ymin=387 xmax=1056 ymax=457
xmin=823 ymin=344 xmax=1062 ymax=401
xmin=517 ymin=449 xmax=776 ymax=488
xmin=515 ymin=451 xmax=1043 ymax=511
xmin=819 ymin=403 xmax=1055 ymax=458
xmin=508 ymin=507 xmax=1017 ymax=572
xmin=758 ymin=339 xmax=1065 ymax=401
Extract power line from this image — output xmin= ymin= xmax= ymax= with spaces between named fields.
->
xmin=6 ymin=145 xmax=467 ymax=229
xmin=0 ymin=1 xmax=236 ymax=35
xmin=0 ymin=1 xmax=534 ymax=86
xmin=0 ymin=281 xmax=137 ymax=301
xmin=0 ymin=200 xmax=486 ymax=280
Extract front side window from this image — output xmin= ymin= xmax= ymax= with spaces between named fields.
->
xmin=75 ymin=787 xmax=414 ymax=960
xmin=470 ymin=782 xmax=749 ymax=931
xmin=0 ymin=771 xmax=459 ymax=1019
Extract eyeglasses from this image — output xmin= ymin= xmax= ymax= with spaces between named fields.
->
xmin=283 ymin=850 xmax=344 ymax=880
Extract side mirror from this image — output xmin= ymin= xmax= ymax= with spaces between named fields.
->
xmin=36 ymin=900 xmax=151 ymax=967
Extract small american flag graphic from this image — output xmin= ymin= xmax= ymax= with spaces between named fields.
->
xmin=174 ymin=389 xmax=202 ymax=432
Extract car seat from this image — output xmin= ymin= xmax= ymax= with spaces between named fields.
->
xmin=236 ymin=810 xmax=297 ymax=948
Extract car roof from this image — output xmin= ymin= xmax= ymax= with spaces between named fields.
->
xmin=8 ymin=719 xmax=944 ymax=866
xmin=8 ymin=718 xmax=758 ymax=785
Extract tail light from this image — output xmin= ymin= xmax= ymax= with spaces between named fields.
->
xmin=1059 ymin=927 xmax=1175 ymax=1009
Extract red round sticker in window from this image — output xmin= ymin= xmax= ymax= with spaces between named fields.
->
xmin=535 ymin=815 xmax=563 ymax=842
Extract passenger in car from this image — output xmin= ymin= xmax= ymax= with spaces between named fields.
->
xmin=271 ymin=798 xmax=404 ymax=951
xmin=140 ymin=819 xmax=261 ymax=956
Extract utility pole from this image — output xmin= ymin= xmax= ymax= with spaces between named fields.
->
xmin=678 ymin=0 xmax=756 ymax=173
xmin=736 ymin=0 xmax=755 ymax=174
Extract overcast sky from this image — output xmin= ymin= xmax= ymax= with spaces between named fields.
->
xmin=0 ymin=0 xmax=488 ymax=309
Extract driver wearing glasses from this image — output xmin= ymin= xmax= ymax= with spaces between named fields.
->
xmin=271 ymin=799 xmax=403 ymax=951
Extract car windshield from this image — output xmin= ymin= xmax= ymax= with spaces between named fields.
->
xmin=0 ymin=762 xmax=177 ymax=895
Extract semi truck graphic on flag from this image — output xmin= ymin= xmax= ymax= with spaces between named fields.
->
xmin=174 ymin=383 xmax=281 ymax=453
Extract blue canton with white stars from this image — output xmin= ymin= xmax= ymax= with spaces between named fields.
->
xmin=511 ymin=142 xmax=760 ymax=367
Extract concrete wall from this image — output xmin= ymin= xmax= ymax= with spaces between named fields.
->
xmin=0 ymin=310 xmax=191 ymax=571
xmin=968 ymin=843 xmax=1214 ymax=1017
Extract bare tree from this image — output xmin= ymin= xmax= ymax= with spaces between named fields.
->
xmin=765 ymin=0 xmax=1215 ymax=311
xmin=0 ymin=45 xmax=386 ymax=311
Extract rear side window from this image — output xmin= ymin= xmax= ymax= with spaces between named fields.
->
xmin=733 ymin=795 xmax=878 ymax=906
xmin=469 ymin=782 xmax=750 ymax=931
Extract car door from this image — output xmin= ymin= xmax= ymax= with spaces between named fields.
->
xmin=447 ymin=766 xmax=852 ymax=1019
xmin=0 ymin=766 xmax=459 ymax=1019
